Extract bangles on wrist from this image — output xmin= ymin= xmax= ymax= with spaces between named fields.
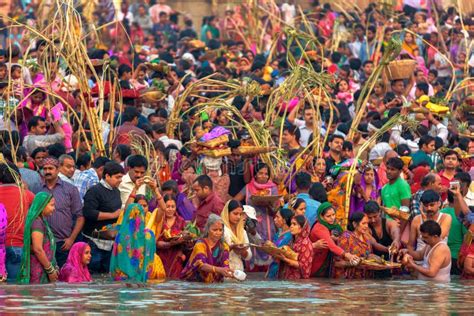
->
xmin=45 ymin=263 xmax=56 ymax=275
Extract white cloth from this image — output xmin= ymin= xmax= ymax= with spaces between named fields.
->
xmin=223 ymin=226 xmax=252 ymax=271
xmin=292 ymin=118 xmax=312 ymax=148
xmin=418 ymin=242 xmax=451 ymax=282
xmin=158 ymin=135 xmax=183 ymax=150
xmin=118 ymin=173 xmax=147 ymax=208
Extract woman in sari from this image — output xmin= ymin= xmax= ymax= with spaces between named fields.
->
xmin=235 ymin=163 xmax=279 ymax=268
xmin=352 ymin=164 xmax=381 ymax=214
xmin=17 ymin=192 xmax=58 ymax=284
xmin=110 ymin=203 xmax=156 ymax=282
xmin=310 ymin=202 xmax=359 ymax=277
xmin=332 ymin=212 xmax=374 ymax=279
xmin=221 ymin=200 xmax=252 ymax=272
xmin=279 ymin=215 xmax=313 ymax=279
xmin=156 ymin=194 xmax=187 ymax=279
xmin=266 ymin=208 xmax=293 ymax=279
xmin=401 ymin=33 xmax=419 ymax=56
xmin=0 ymin=204 xmax=6 ymax=282
xmin=59 ymin=242 xmax=92 ymax=283
xmin=180 ymin=214 xmax=233 ymax=283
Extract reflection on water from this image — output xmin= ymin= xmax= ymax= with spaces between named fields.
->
xmin=0 ymin=278 xmax=472 ymax=314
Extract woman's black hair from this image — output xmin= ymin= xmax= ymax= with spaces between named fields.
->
xmin=114 ymin=144 xmax=131 ymax=162
xmin=134 ymin=194 xmax=148 ymax=204
xmin=291 ymin=198 xmax=306 ymax=211
xmin=279 ymin=208 xmax=294 ymax=227
xmin=253 ymin=162 xmax=270 ymax=179
xmin=163 ymin=193 xmax=176 ymax=203
xmin=347 ymin=212 xmax=366 ymax=232
xmin=228 ymin=199 xmax=242 ymax=213
xmin=293 ymin=215 xmax=307 ymax=228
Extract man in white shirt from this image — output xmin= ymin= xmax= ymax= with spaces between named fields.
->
xmin=152 ymin=122 xmax=183 ymax=150
xmin=58 ymin=154 xmax=76 ymax=184
xmin=287 ymin=103 xmax=315 ymax=148
xmin=118 ymin=155 xmax=148 ymax=208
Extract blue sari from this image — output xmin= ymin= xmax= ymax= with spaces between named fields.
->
xmin=266 ymin=230 xmax=292 ymax=279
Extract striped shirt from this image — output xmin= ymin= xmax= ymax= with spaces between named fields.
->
xmin=40 ymin=178 xmax=83 ymax=241
xmin=74 ymin=168 xmax=99 ymax=201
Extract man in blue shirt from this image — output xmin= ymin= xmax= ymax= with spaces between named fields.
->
xmin=292 ymin=172 xmax=321 ymax=227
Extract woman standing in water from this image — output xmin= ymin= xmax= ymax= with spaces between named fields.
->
xmin=310 ymin=202 xmax=359 ymax=277
xmin=17 ymin=192 xmax=58 ymax=284
xmin=266 ymin=208 xmax=294 ymax=279
xmin=181 ymin=214 xmax=233 ymax=283
xmin=280 ymin=215 xmax=313 ymax=279
xmin=59 ymin=242 xmax=92 ymax=283
xmin=110 ymin=204 xmax=156 ymax=282
xmin=332 ymin=212 xmax=373 ymax=279
xmin=156 ymin=194 xmax=187 ymax=279
xmin=235 ymin=163 xmax=279 ymax=269
xmin=221 ymin=200 xmax=252 ymax=272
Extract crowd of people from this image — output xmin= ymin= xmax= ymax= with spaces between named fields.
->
xmin=0 ymin=0 xmax=473 ymax=285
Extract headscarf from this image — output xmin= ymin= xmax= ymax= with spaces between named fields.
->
xmin=411 ymin=165 xmax=430 ymax=193
xmin=316 ymin=202 xmax=343 ymax=233
xmin=110 ymin=204 xmax=156 ymax=282
xmin=220 ymin=200 xmax=246 ymax=244
xmin=59 ymin=242 xmax=92 ymax=283
xmin=42 ymin=157 xmax=59 ymax=168
xmin=17 ymin=192 xmax=56 ymax=284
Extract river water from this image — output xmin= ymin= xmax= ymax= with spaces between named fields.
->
xmin=0 ymin=278 xmax=472 ymax=314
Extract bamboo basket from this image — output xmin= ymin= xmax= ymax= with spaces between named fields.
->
xmin=232 ymin=146 xmax=276 ymax=156
xmin=197 ymin=148 xmax=232 ymax=158
xmin=385 ymin=59 xmax=417 ymax=80
xmin=382 ymin=206 xmax=411 ymax=221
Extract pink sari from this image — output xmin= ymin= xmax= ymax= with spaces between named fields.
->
xmin=59 ymin=242 xmax=92 ymax=283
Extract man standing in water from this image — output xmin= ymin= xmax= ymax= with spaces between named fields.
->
xmin=407 ymin=190 xmax=451 ymax=255
xmin=403 ymin=220 xmax=452 ymax=282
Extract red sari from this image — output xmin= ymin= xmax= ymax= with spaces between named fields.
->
xmin=458 ymin=233 xmax=474 ymax=280
xmin=282 ymin=222 xmax=313 ymax=279
xmin=157 ymin=215 xmax=186 ymax=279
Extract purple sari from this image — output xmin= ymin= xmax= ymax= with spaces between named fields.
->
xmin=351 ymin=170 xmax=381 ymax=216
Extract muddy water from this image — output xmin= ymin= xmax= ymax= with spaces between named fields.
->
xmin=0 ymin=279 xmax=472 ymax=314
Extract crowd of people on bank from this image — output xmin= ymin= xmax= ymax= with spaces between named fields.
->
xmin=0 ymin=0 xmax=473 ymax=284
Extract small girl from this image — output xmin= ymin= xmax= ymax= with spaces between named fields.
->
xmin=10 ymin=64 xmax=23 ymax=98
xmin=335 ymin=79 xmax=353 ymax=105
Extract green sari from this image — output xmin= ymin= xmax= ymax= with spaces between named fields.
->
xmin=17 ymin=192 xmax=57 ymax=284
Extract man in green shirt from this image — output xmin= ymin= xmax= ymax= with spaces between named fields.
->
xmin=381 ymin=157 xmax=412 ymax=209
xmin=381 ymin=157 xmax=412 ymax=238
xmin=411 ymin=135 xmax=436 ymax=169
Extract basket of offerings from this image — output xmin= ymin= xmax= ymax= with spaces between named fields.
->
xmin=196 ymin=127 xmax=232 ymax=158
xmin=382 ymin=206 xmax=411 ymax=221
xmin=145 ymin=60 xmax=169 ymax=74
xmin=250 ymin=189 xmax=281 ymax=206
xmin=358 ymin=254 xmax=402 ymax=270
xmin=162 ymin=230 xmax=195 ymax=242
xmin=141 ymin=89 xmax=166 ymax=102
xmin=385 ymin=59 xmax=417 ymax=80
xmin=252 ymin=241 xmax=298 ymax=261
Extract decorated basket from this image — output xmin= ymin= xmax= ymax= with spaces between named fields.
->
xmin=197 ymin=134 xmax=229 ymax=148
xmin=252 ymin=243 xmax=298 ymax=261
xmin=385 ymin=59 xmax=417 ymax=80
